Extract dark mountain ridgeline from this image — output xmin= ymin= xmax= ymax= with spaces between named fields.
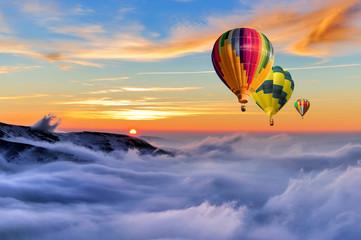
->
xmin=0 ymin=122 xmax=173 ymax=163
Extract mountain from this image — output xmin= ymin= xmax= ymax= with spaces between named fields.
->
xmin=0 ymin=122 xmax=173 ymax=164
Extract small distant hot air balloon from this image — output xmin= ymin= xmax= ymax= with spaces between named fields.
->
xmin=251 ymin=66 xmax=294 ymax=126
xmin=211 ymin=28 xmax=274 ymax=112
xmin=294 ymin=99 xmax=310 ymax=119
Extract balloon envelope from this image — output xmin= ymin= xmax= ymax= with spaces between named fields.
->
xmin=294 ymin=99 xmax=310 ymax=118
xmin=251 ymin=66 xmax=294 ymax=124
xmin=211 ymin=28 xmax=274 ymax=106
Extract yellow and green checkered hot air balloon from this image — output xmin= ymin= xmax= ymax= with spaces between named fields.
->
xmin=251 ymin=66 xmax=294 ymax=126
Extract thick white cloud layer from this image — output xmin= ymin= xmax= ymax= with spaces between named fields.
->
xmin=0 ymin=133 xmax=361 ymax=239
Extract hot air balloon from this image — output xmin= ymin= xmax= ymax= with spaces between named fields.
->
xmin=251 ymin=66 xmax=294 ymax=126
xmin=294 ymin=99 xmax=310 ymax=119
xmin=211 ymin=28 xmax=274 ymax=112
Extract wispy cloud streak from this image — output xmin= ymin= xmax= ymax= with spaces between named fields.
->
xmin=88 ymin=77 xmax=130 ymax=82
xmin=287 ymin=63 xmax=361 ymax=70
xmin=0 ymin=66 xmax=43 ymax=74
xmin=0 ymin=94 xmax=50 ymax=100
xmin=84 ymin=86 xmax=202 ymax=95
xmin=137 ymin=71 xmax=214 ymax=75
xmin=137 ymin=62 xmax=361 ymax=74
xmin=61 ymin=98 xmax=147 ymax=106
xmin=0 ymin=94 xmax=73 ymax=100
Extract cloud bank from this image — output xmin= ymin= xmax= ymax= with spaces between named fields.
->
xmin=1 ymin=132 xmax=361 ymax=239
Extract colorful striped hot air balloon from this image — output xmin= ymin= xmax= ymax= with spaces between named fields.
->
xmin=294 ymin=99 xmax=310 ymax=119
xmin=211 ymin=28 xmax=274 ymax=111
xmin=251 ymin=66 xmax=294 ymax=126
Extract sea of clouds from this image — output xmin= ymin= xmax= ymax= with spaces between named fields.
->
xmin=1 ymin=132 xmax=361 ymax=239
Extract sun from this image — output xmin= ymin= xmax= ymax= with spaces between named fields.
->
xmin=129 ymin=129 xmax=137 ymax=135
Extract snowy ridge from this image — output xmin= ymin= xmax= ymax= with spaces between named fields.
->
xmin=0 ymin=122 xmax=172 ymax=163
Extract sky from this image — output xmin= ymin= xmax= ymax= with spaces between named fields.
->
xmin=0 ymin=0 xmax=360 ymax=133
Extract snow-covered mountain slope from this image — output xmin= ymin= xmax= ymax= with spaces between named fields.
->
xmin=0 ymin=122 xmax=172 ymax=163
xmin=0 ymin=138 xmax=87 ymax=163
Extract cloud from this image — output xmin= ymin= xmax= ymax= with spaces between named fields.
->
xmin=71 ymin=4 xmax=93 ymax=15
xmin=0 ymin=94 xmax=50 ymax=100
xmin=88 ymin=77 xmax=130 ymax=82
xmin=180 ymin=134 xmax=245 ymax=156
xmin=0 ymin=65 xmax=43 ymax=74
xmin=115 ymin=201 xmax=246 ymax=240
xmin=241 ymin=0 xmax=361 ymax=57
xmin=57 ymin=96 xmax=247 ymax=120
xmin=18 ymin=0 xmax=60 ymax=16
xmin=58 ymin=65 xmax=72 ymax=71
xmin=17 ymin=0 xmax=91 ymax=18
xmin=41 ymin=52 xmax=102 ymax=67
xmin=137 ymin=70 xmax=214 ymax=75
xmin=286 ymin=63 xmax=361 ymax=70
xmin=43 ymin=52 xmax=63 ymax=61
xmin=1 ymin=0 xmax=359 ymax=65
xmin=0 ymin=94 xmax=73 ymax=100
xmin=57 ymin=97 xmax=216 ymax=107
xmin=310 ymin=96 xmax=361 ymax=102
xmin=31 ymin=113 xmax=61 ymax=132
xmin=59 ymin=59 xmax=102 ymax=67
xmin=137 ymin=64 xmax=361 ymax=75
xmin=252 ymin=166 xmax=361 ymax=240
xmin=65 ymin=109 xmax=198 ymax=120
xmin=59 ymin=98 xmax=149 ymax=106
xmin=1 ymin=132 xmax=361 ymax=239
xmin=117 ymin=7 xmax=136 ymax=20
xmin=122 ymin=87 xmax=202 ymax=92
xmin=81 ymin=83 xmax=104 ymax=86
xmin=0 ymin=12 xmax=13 ymax=34
xmin=0 ymin=35 xmax=101 ymax=68
xmin=287 ymin=0 xmax=361 ymax=56
xmin=48 ymin=25 xmax=105 ymax=39
xmin=63 ymin=105 xmax=250 ymax=120
xmin=58 ymin=97 xmax=258 ymax=120
xmin=84 ymin=86 xmax=202 ymax=94
xmin=60 ymin=0 xmax=361 ymax=60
